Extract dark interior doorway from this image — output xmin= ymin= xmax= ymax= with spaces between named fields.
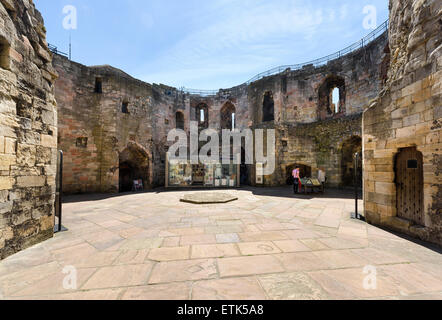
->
xmin=240 ymin=147 xmax=250 ymax=186
xmin=341 ymin=136 xmax=362 ymax=188
xmin=119 ymin=162 xmax=135 ymax=192
xmin=119 ymin=144 xmax=149 ymax=193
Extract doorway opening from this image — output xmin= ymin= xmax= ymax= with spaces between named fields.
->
xmin=341 ymin=136 xmax=362 ymax=188
xmin=119 ymin=144 xmax=149 ymax=192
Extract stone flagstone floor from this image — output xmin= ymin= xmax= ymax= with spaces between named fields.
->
xmin=0 ymin=187 xmax=441 ymax=300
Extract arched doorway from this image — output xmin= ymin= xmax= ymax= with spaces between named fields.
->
xmin=119 ymin=143 xmax=149 ymax=192
xmin=341 ymin=136 xmax=362 ymax=188
xmin=395 ymin=147 xmax=424 ymax=226
xmin=286 ymin=164 xmax=312 ymax=185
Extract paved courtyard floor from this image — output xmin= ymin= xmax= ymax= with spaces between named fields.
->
xmin=0 ymin=187 xmax=441 ymax=300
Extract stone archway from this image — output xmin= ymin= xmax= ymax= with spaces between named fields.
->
xmin=119 ymin=143 xmax=149 ymax=192
xmin=340 ymin=136 xmax=362 ymax=187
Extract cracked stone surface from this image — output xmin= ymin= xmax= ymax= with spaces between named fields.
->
xmin=0 ymin=187 xmax=441 ymax=300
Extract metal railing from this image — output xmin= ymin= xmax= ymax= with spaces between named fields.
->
xmin=48 ymin=43 xmax=68 ymax=57
xmin=48 ymin=20 xmax=388 ymax=97
xmin=182 ymin=19 xmax=389 ymax=96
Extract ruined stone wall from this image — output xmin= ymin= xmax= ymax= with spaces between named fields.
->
xmin=363 ymin=0 xmax=441 ymax=245
xmin=55 ymin=27 xmax=387 ymax=193
xmin=0 ymin=0 xmax=57 ymax=259
xmin=247 ymin=33 xmax=388 ymax=187
xmin=54 ymin=55 xmax=189 ymax=192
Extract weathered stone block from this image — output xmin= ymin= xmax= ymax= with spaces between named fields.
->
xmin=4 ymin=137 xmax=16 ymax=154
xmin=16 ymin=176 xmax=46 ymax=188
xmin=396 ymin=126 xmax=416 ymax=138
xmin=40 ymin=134 xmax=57 ymax=148
xmin=375 ymin=182 xmax=395 ymax=195
xmin=0 ymin=177 xmax=13 ymax=190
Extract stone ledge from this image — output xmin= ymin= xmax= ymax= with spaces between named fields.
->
xmin=180 ymin=192 xmax=238 ymax=205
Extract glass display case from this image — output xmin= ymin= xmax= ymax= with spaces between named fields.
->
xmin=166 ymin=155 xmax=239 ymax=188
xmin=168 ymin=160 xmax=192 ymax=187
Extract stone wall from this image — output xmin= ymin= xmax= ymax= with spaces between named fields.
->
xmin=0 ymin=0 xmax=57 ymax=259
xmin=54 ymin=25 xmax=388 ymax=193
xmin=53 ymin=55 xmax=191 ymax=192
xmin=363 ymin=0 xmax=441 ymax=245
xmin=248 ymin=33 xmax=387 ymax=187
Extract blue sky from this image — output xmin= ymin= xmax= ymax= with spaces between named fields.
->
xmin=34 ymin=0 xmax=389 ymax=90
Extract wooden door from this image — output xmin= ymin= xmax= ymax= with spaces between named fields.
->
xmin=395 ymin=147 xmax=424 ymax=226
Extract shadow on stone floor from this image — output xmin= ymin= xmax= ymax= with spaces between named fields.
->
xmin=247 ymin=186 xmax=363 ymax=201
xmin=63 ymin=186 xmax=362 ymax=204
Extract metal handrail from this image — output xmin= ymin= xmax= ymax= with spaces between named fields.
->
xmin=182 ymin=19 xmax=389 ymax=96
xmin=48 ymin=43 xmax=68 ymax=57
xmin=48 ymin=20 xmax=389 ymax=97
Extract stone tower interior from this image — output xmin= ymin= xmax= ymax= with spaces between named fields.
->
xmin=0 ymin=0 xmax=441 ymax=263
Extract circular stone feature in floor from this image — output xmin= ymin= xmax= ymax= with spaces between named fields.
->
xmin=180 ymin=192 xmax=238 ymax=204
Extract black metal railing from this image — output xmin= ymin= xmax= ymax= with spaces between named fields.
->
xmin=47 ymin=20 xmax=389 ymax=97
xmin=182 ymin=19 xmax=389 ymax=96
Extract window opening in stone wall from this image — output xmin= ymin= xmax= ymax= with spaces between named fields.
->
xmin=196 ymin=104 xmax=209 ymax=129
xmin=263 ymin=91 xmax=275 ymax=122
xmin=221 ymin=102 xmax=236 ymax=130
xmin=176 ymin=111 xmax=185 ymax=130
xmin=122 ymin=101 xmax=129 ymax=114
xmin=231 ymin=113 xmax=235 ymax=130
xmin=76 ymin=137 xmax=88 ymax=148
xmin=331 ymin=87 xmax=340 ymax=113
xmin=318 ymin=75 xmax=346 ymax=120
xmin=95 ymin=77 xmax=102 ymax=93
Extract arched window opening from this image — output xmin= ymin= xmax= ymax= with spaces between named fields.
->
xmin=263 ymin=91 xmax=275 ymax=122
xmin=220 ymin=102 xmax=236 ymax=130
xmin=318 ymin=75 xmax=346 ymax=120
xmin=196 ymin=104 xmax=209 ymax=129
xmin=176 ymin=111 xmax=184 ymax=130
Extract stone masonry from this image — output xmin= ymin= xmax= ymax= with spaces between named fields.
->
xmin=53 ymin=29 xmax=388 ymax=193
xmin=363 ymin=0 xmax=441 ymax=246
xmin=0 ymin=0 xmax=58 ymax=259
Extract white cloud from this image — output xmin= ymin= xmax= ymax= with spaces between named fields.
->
xmin=133 ymin=0 xmax=371 ymax=89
